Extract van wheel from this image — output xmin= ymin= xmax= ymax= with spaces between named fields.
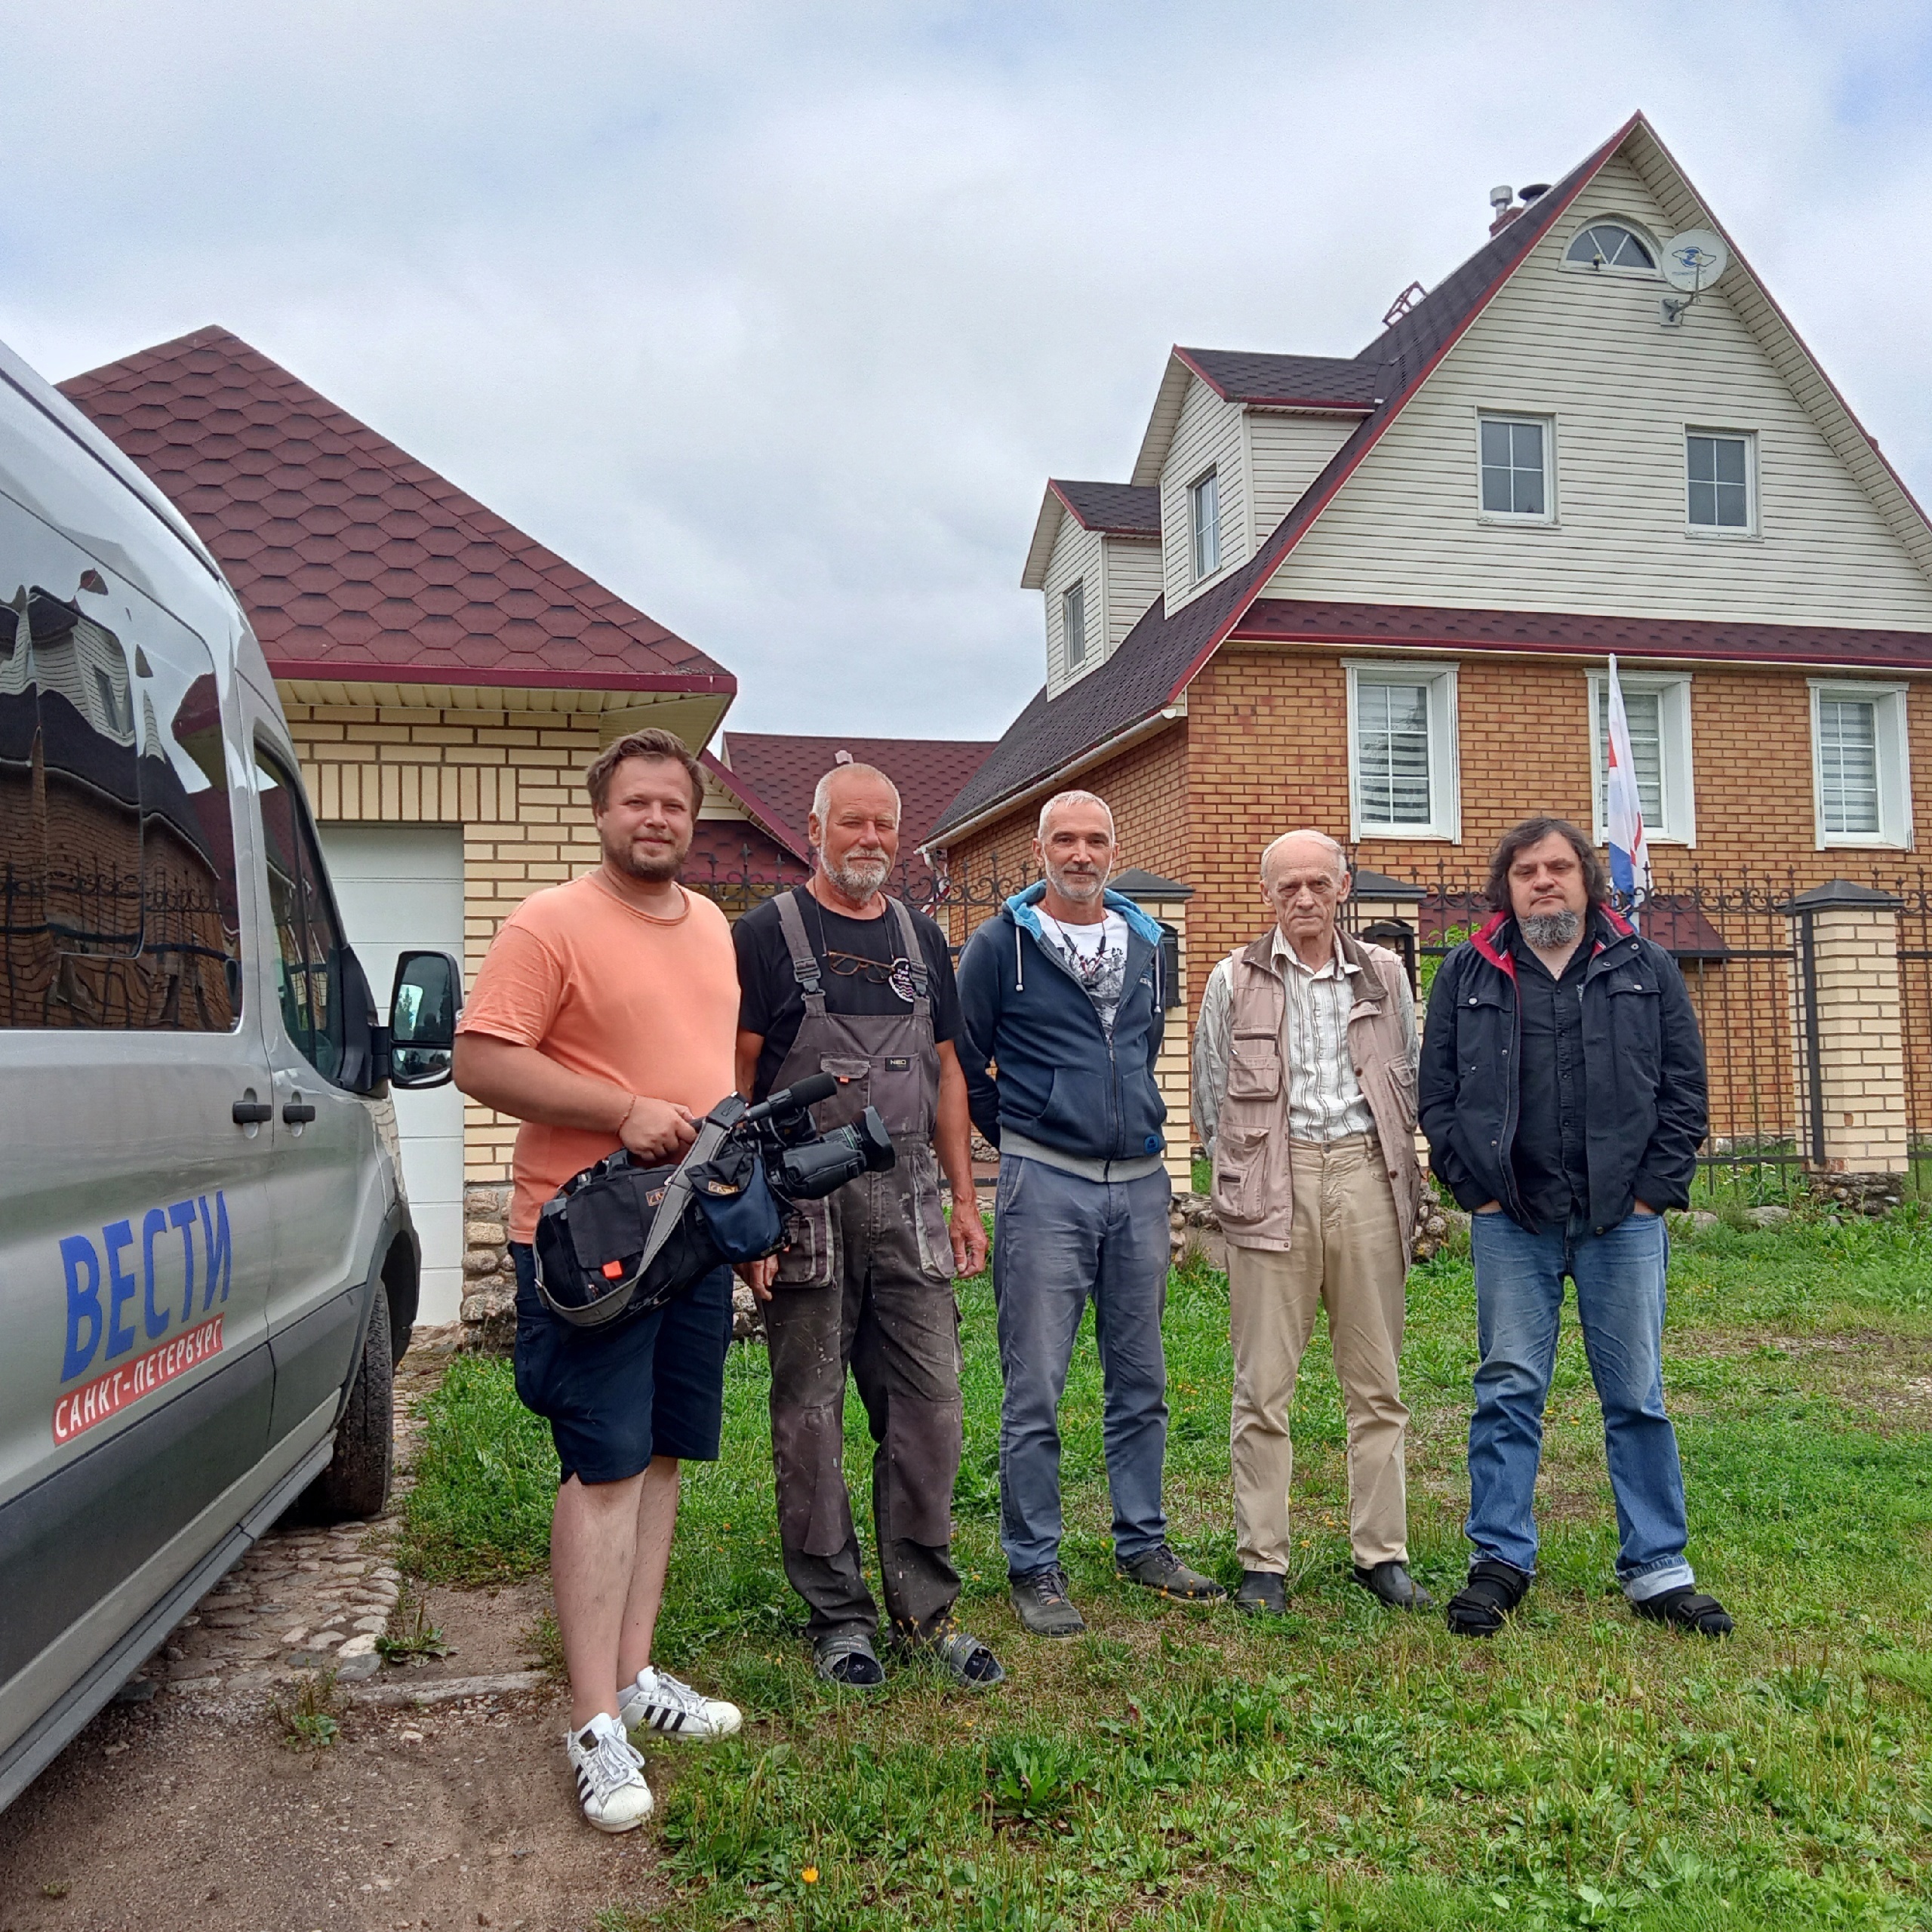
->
xmin=306 ymin=1289 xmax=393 ymax=1521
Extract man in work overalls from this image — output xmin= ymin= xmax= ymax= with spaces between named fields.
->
xmin=734 ymin=761 xmax=1002 ymax=1689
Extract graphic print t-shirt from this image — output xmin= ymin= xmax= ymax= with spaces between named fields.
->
xmin=1035 ymin=909 xmax=1130 ymax=1037
xmin=734 ymin=885 xmax=963 ymax=1100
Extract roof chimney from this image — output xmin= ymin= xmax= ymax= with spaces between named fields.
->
xmin=1488 ymin=183 xmax=1518 ymax=237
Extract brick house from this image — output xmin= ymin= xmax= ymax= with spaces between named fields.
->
xmin=61 ymin=328 xmax=737 ymax=1318
xmin=930 ymin=113 xmax=1932 ymax=1161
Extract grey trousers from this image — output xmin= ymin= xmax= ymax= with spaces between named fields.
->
xmin=990 ymin=1154 xmax=1172 ymax=1577
xmin=764 ymin=1169 xmax=963 ymax=1643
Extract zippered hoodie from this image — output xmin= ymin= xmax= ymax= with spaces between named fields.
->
xmin=1418 ymin=906 xmax=1708 ymax=1232
xmin=957 ymin=884 xmax=1168 ymax=1170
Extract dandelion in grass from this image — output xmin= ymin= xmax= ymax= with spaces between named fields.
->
xmin=801 ymin=1866 xmax=820 ymax=1884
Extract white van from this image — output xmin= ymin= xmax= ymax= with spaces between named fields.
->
xmin=0 ymin=334 xmax=460 ymax=1810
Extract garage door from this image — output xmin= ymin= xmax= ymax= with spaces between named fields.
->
xmin=318 ymin=825 xmax=466 ymax=1324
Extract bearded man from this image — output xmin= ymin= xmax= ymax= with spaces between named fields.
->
xmin=1420 ymin=816 xmax=1731 ymax=1641
xmin=958 ymin=790 xmax=1223 ymax=1639
xmin=455 ymin=730 xmax=743 ymax=1833
xmin=733 ymin=761 xmax=1001 ymax=1690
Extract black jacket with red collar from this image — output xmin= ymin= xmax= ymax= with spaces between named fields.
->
xmin=1419 ymin=906 xmax=1708 ymax=1232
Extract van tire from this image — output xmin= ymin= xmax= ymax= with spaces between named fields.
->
xmin=306 ymin=1288 xmax=393 ymax=1521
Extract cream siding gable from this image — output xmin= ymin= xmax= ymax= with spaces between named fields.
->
xmin=1268 ymin=153 xmax=1932 ymax=631
xmin=1161 ymin=374 xmax=1247 ymax=612
xmin=1247 ymin=413 xmax=1358 ymax=539
xmin=1042 ymin=512 xmax=1105 ymax=698
xmin=1106 ymin=538 xmax=1164 ymax=648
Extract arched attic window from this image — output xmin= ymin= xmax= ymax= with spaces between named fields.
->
xmin=1563 ymin=221 xmax=1657 ymax=274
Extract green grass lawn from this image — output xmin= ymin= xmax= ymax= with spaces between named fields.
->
xmin=401 ymin=1210 xmax=1932 ymax=1930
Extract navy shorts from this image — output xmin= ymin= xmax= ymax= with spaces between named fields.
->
xmin=511 ymin=1242 xmax=734 ymax=1485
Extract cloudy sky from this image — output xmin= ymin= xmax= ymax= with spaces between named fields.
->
xmin=3 ymin=2 xmax=1930 ymax=741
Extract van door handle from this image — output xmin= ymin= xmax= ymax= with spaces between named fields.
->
xmin=282 ymin=1100 xmax=318 ymax=1124
xmin=232 ymin=1099 xmax=272 ymax=1124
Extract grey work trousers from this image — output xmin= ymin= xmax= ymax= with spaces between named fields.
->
xmin=764 ymin=1166 xmax=964 ymax=1643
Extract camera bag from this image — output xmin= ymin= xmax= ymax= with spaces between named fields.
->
xmin=532 ymin=1124 xmax=783 ymax=1332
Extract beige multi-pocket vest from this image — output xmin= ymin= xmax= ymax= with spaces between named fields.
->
xmin=1209 ymin=928 xmax=1423 ymax=1256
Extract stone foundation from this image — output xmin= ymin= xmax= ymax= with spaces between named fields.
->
xmin=458 ymin=1182 xmax=515 ymax=1353
xmin=1169 ymin=1183 xmax=1457 ymax=1272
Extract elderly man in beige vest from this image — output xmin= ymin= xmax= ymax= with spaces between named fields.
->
xmin=1193 ymin=829 xmax=1429 ymax=1616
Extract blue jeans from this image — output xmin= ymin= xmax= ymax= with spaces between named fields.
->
xmin=991 ymin=1155 xmax=1171 ymax=1577
xmin=1466 ymin=1209 xmax=1694 ymax=1600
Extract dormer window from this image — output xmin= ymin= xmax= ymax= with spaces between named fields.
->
xmin=1563 ymin=222 xmax=1657 ymax=275
xmin=1189 ymin=469 xmax=1220 ymax=581
xmin=1063 ymin=580 xmax=1088 ymax=669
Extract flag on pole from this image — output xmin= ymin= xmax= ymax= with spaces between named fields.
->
xmin=1604 ymin=654 xmax=1651 ymax=922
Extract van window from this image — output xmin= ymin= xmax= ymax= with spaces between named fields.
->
xmin=252 ymin=743 xmax=346 ymax=1080
xmin=1 ymin=504 xmax=243 ymax=1030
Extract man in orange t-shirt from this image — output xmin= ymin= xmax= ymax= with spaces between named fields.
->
xmin=455 ymin=728 xmax=743 ymax=1834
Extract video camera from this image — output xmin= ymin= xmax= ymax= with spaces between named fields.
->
xmin=736 ymin=1071 xmax=897 ymax=1204
xmin=531 ymin=1072 xmax=896 ymax=1329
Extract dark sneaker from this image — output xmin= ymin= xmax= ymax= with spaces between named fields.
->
xmin=814 ymin=1632 xmax=886 ymax=1687
xmin=1444 ymin=1558 xmax=1531 ymax=1638
xmin=1234 ymin=1569 xmax=1287 ymax=1616
xmin=1010 ymin=1566 xmax=1087 ymax=1638
xmin=1116 ymin=1543 xmax=1227 ymax=1601
xmin=1352 ymin=1561 xmax=1434 ymax=1611
xmin=1631 ymin=1587 xmax=1734 ymax=1638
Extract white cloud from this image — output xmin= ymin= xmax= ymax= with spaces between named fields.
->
xmin=2 ymin=0 xmax=1929 ymax=737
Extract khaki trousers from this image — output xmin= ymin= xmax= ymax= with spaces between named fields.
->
xmin=1229 ymin=1132 xmax=1411 ymax=1573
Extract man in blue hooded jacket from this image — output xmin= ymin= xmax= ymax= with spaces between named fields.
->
xmin=958 ymin=789 xmax=1225 ymax=1637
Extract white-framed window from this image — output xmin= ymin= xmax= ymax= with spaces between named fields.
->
xmin=1686 ymin=429 xmax=1755 ymax=534
xmin=1062 ymin=580 xmax=1088 ymax=669
xmin=1477 ymin=413 xmax=1553 ymax=521
xmin=1346 ymin=660 xmax=1460 ymax=841
xmin=1809 ymin=681 xmax=1912 ymax=849
xmin=1189 ymin=468 xmax=1220 ymax=581
xmin=1589 ymin=670 xmax=1695 ymax=848
xmin=1562 ymin=220 xmax=1658 ymax=275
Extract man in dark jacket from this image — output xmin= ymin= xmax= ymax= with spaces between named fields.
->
xmin=958 ymin=790 xmax=1223 ymax=1637
xmin=1420 ymin=817 xmax=1733 ymax=1640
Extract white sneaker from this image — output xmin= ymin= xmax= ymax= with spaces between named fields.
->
xmin=565 ymin=1712 xmax=654 ymax=1832
xmin=619 ymin=1664 xmax=743 ymax=1741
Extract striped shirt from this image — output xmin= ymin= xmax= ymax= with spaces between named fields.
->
xmin=1196 ymin=930 xmax=1414 ymax=1150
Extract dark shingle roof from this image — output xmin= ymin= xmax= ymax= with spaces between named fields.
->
xmin=1231 ymin=597 xmax=1932 ymax=670
xmin=1175 ymin=349 xmax=1381 ymax=408
xmin=933 ymin=122 xmax=1634 ymax=841
xmin=60 ymin=327 xmax=732 ymax=695
xmin=1051 ymin=480 xmax=1161 ymax=535
xmin=718 ymin=732 xmax=996 ymax=854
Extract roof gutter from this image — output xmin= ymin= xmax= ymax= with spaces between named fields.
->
xmin=923 ymin=706 xmax=1184 ymax=853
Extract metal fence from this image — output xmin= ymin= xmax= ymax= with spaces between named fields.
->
xmin=1896 ymin=872 xmax=1932 ymax=1182
xmin=688 ymin=841 xmax=1931 ymax=1198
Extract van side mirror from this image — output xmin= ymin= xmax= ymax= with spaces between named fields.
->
xmin=388 ymin=950 xmax=463 ymax=1090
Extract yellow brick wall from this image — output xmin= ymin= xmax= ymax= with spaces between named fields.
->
xmin=282 ymin=697 xmax=606 ymax=1181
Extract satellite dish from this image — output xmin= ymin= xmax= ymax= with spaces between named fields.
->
xmin=1661 ymin=229 xmax=1728 ymax=292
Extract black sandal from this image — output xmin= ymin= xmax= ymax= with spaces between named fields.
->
xmin=1631 ymin=1587 xmax=1734 ymax=1638
xmin=1444 ymin=1559 xmax=1531 ymax=1638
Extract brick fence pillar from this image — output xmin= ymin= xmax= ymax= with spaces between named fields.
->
xmin=1782 ymin=880 xmax=1908 ymax=1176
xmin=1112 ymin=869 xmax=1195 ymax=1189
